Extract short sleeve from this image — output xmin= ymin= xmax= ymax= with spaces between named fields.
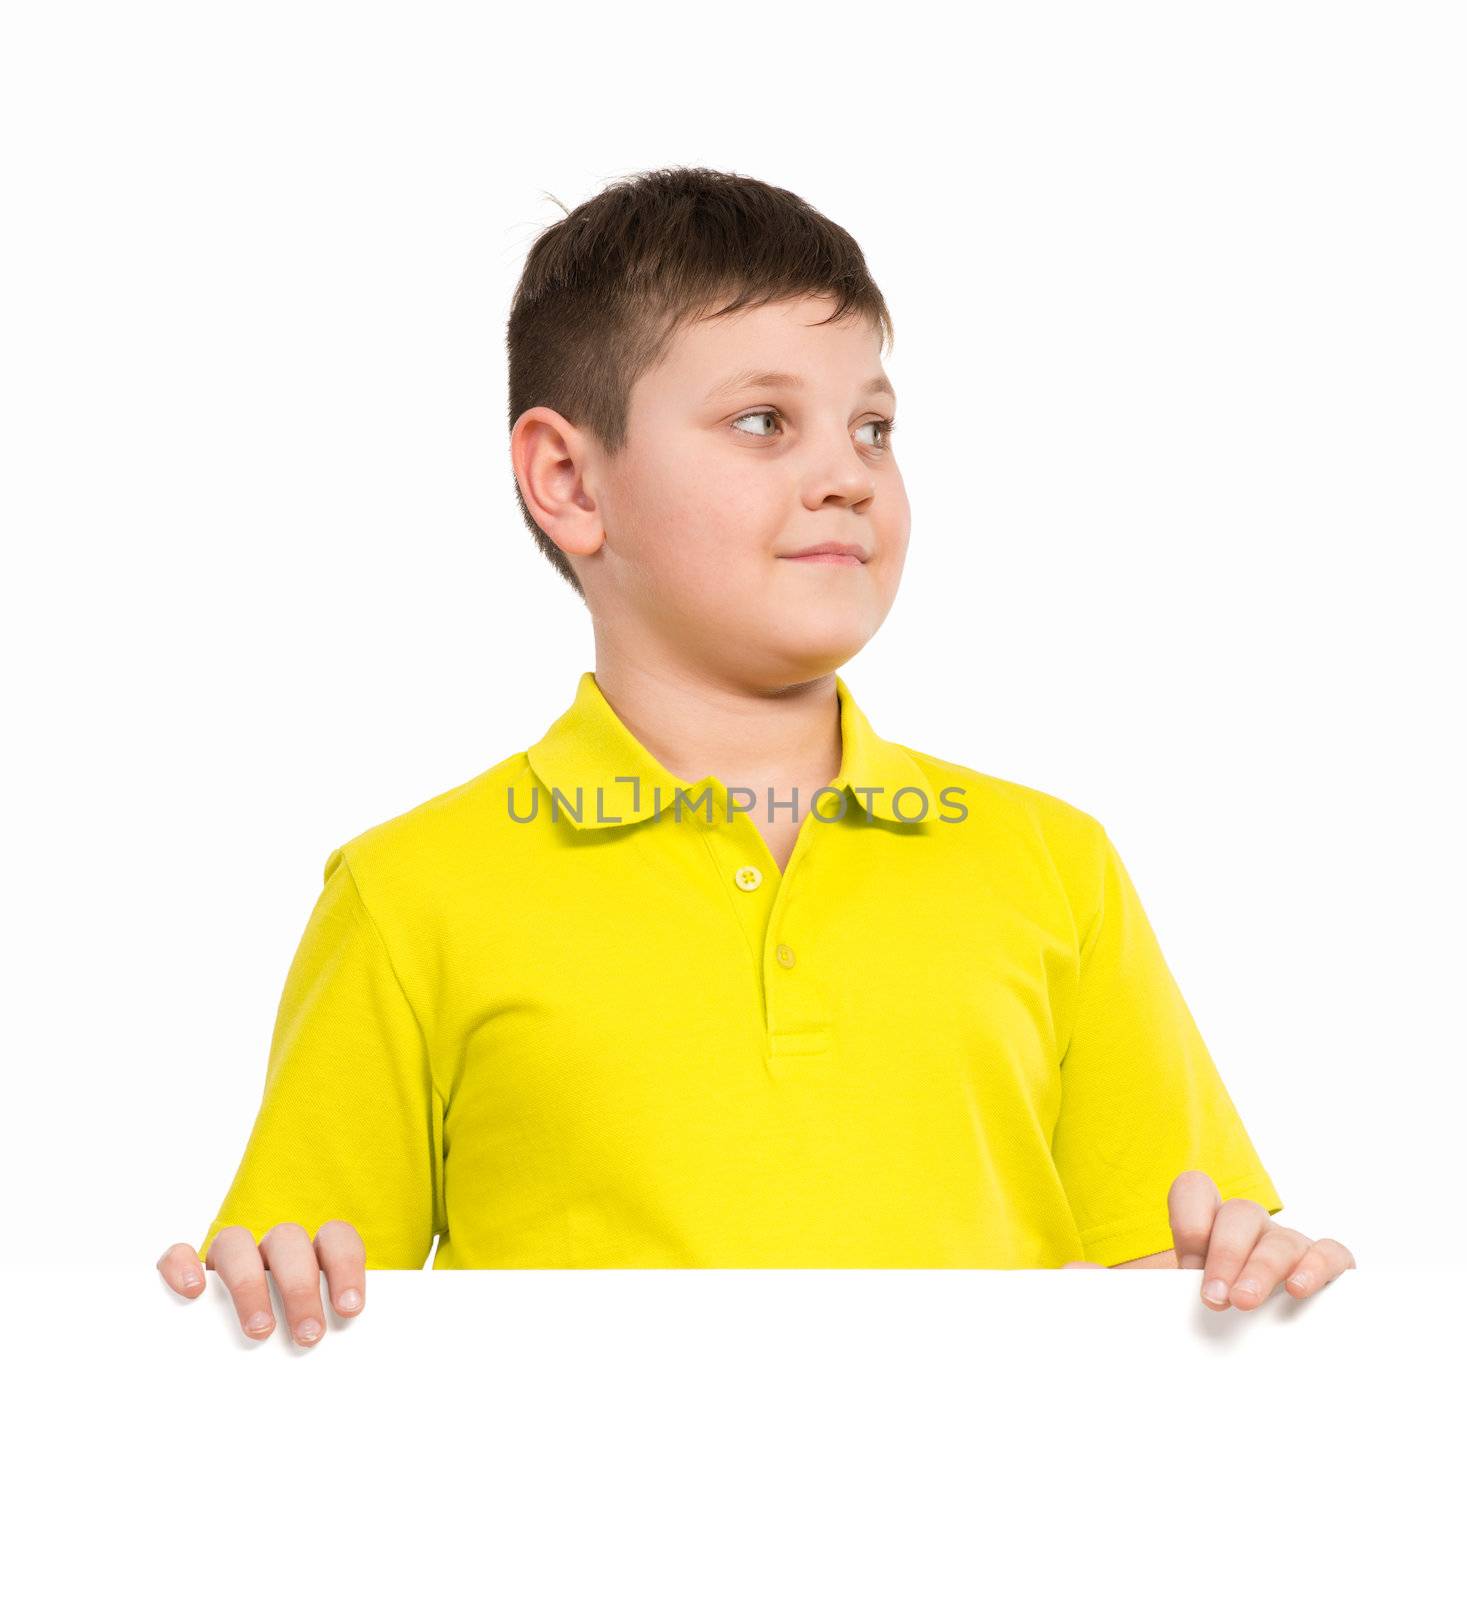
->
xmin=1050 ymin=825 xmax=1283 ymax=1266
xmin=199 ymin=847 xmax=444 ymax=1270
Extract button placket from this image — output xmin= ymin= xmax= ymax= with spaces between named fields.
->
xmin=760 ymin=824 xmax=831 ymax=1060
xmin=698 ymin=794 xmax=832 ymax=1064
xmin=697 ymin=803 xmax=777 ymax=982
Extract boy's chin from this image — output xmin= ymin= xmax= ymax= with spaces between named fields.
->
xmin=754 ymin=618 xmax=882 ymax=683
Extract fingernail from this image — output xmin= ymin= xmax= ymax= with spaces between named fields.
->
xmin=1234 ymin=1278 xmax=1260 ymax=1300
xmin=1203 ymin=1279 xmax=1229 ymax=1304
xmin=337 ymin=1289 xmax=361 ymax=1311
xmin=180 ymin=1273 xmax=201 ymax=1290
xmin=1288 ymin=1271 xmax=1311 ymax=1291
xmin=246 ymin=1311 xmax=273 ymax=1334
xmin=296 ymin=1318 xmax=322 ymax=1343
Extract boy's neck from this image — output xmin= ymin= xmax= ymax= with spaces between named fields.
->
xmin=589 ymin=648 xmax=844 ymax=796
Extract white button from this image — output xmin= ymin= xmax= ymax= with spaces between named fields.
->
xmin=734 ymin=865 xmax=763 ymax=891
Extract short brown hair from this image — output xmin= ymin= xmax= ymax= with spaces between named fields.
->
xmin=506 ymin=166 xmax=895 ymax=599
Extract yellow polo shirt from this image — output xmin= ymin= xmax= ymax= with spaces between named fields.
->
xmin=199 ymin=670 xmax=1283 ymax=1270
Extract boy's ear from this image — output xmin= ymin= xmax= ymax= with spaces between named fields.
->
xmin=510 ymin=405 xmax=606 ymax=560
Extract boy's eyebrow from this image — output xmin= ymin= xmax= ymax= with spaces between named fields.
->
xmin=703 ymin=368 xmax=897 ymax=405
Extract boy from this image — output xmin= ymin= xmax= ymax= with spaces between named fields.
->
xmin=157 ymin=166 xmax=1353 ymax=1344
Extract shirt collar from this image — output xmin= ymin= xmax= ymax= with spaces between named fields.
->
xmin=525 ymin=670 xmax=936 ymax=831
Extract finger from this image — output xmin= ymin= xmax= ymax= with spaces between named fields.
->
xmin=1061 ymin=1260 xmax=1106 ymax=1269
xmin=1285 ymin=1237 xmax=1358 ymax=1299
xmin=1227 ymin=1225 xmax=1313 ymax=1310
xmin=156 ymin=1242 xmax=206 ymax=1299
xmin=1199 ymin=1197 xmax=1273 ymax=1310
xmin=211 ymin=1226 xmax=277 ymax=1340
xmin=259 ymin=1223 xmax=328 ymax=1347
xmin=1167 ymin=1170 xmax=1222 ymax=1269
xmin=314 ymin=1219 xmax=367 ymax=1317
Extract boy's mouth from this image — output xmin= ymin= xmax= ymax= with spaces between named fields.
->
xmin=778 ymin=541 xmax=869 ymax=565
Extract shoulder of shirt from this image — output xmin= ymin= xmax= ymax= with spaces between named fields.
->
xmin=903 ymin=744 xmax=1107 ymax=846
xmin=316 ymin=749 xmax=538 ymax=902
xmin=902 ymin=744 xmax=1115 ymax=935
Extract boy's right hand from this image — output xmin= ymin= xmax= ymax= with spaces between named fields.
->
xmin=156 ymin=1221 xmax=366 ymax=1346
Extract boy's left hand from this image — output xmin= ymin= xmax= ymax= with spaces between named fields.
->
xmin=1063 ymin=1169 xmax=1356 ymax=1310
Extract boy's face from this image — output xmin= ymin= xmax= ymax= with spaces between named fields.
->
xmin=576 ymin=294 xmax=908 ymax=689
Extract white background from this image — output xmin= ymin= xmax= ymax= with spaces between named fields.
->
xmin=2 ymin=2 xmax=1462 ymax=1589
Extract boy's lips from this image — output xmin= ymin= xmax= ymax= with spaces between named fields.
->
xmin=778 ymin=541 xmax=869 ymax=565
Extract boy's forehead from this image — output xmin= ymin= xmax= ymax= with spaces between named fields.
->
xmin=699 ymin=365 xmax=896 ymax=405
xmin=654 ymin=300 xmax=890 ymax=400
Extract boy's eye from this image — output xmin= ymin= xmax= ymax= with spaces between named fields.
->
xmin=731 ymin=409 xmax=898 ymax=451
xmin=731 ymin=409 xmax=782 ymax=439
xmin=855 ymin=417 xmax=897 ymax=451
